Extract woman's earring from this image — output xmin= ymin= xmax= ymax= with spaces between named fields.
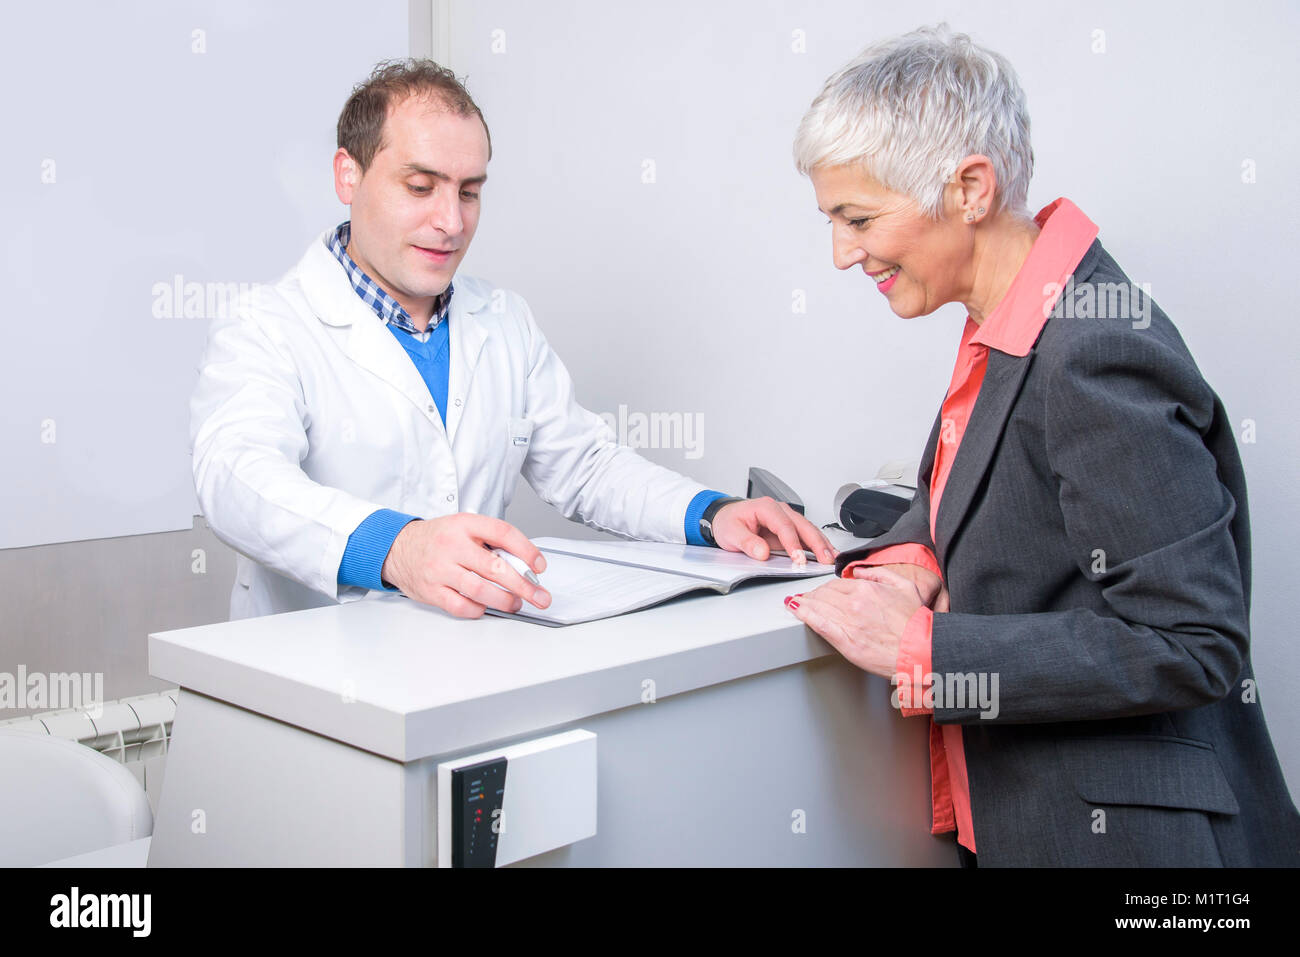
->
xmin=965 ymin=212 xmax=975 ymax=223
xmin=977 ymin=206 xmax=986 ymax=215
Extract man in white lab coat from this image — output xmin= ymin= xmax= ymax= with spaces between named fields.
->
xmin=190 ymin=60 xmax=833 ymax=620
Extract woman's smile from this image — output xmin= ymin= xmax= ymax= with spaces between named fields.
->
xmin=870 ymin=264 xmax=901 ymax=291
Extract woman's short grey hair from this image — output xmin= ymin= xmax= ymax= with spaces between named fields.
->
xmin=794 ymin=24 xmax=1034 ymax=220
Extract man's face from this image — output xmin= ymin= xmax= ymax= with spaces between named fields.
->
xmin=333 ymin=94 xmax=489 ymax=323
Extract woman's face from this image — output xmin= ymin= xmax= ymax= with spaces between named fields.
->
xmin=809 ymin=163 xmax=973 ymax=319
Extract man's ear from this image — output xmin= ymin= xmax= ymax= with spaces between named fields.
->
xmin=333 ymin=148 xmax=361 ymax=205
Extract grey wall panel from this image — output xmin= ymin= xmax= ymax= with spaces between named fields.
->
xmin=1 ymin=516 xmax=236 ymax=719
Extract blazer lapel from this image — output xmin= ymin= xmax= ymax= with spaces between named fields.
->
xmin=931 ymin=233 xmax=1103 ymax=566
xmin=933 ymin=349 xmax=1035 ymax=564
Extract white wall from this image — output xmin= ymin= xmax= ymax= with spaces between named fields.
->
xmin=446 ymin=0 xmax=1300 ymax=789
xmin=1 ymin=0 xmax=408 ymax=548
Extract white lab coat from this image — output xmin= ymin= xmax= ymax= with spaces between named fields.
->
xmin=190 ymin=229 xmax=709 ymax=619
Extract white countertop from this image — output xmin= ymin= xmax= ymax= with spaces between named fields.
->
xmin=149 ymin=576 xmax=836 ymax=762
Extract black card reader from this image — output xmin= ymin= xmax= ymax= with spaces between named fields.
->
xmin=451 ymin=757 xmax=508 ymax=868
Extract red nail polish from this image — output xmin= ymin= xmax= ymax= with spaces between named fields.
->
xmin=783 ymin=595 xmax=793 ymax=606
xmin=787 ymin=599 xmax=800 ymax=610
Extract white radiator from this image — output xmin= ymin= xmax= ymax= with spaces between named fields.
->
xmin=0 ymin=690 xmax=178 ymax=812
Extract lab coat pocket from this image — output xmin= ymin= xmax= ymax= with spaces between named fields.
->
xmin=505 ymin=416 xmax=534 ymax=476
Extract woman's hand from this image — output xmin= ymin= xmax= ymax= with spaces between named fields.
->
xmin=785 ymin=565 xmax=933 ymax=677
xmin=860 ymin=562 xmax=949 ymax=612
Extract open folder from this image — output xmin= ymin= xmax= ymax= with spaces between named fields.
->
xmin=485 ymin=537 xmax=836 ymax=627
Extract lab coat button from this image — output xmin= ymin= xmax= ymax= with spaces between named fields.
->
xmin=454 ymin=398 xmax=462 ymax=407
xmin=426 ymin=403 xmax=435 ymax=414
xmin=446 ymin=493 xmax=455 ymax=502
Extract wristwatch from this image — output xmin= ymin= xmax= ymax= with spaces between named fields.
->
xmin=699 ymin=496 xmax=745 ymax=546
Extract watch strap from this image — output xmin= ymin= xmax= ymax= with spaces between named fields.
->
xmin=699 ymin=496 xmax=745 ymax=546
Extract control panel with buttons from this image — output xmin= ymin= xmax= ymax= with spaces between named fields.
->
xmin=451 ymin=757 xmax=507 ymax=868
xmin=436 ymin=729 xmax=596 ymax=867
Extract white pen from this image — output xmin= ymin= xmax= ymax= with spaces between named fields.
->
xmin=491 ymin=547 xmax=541 ymax=586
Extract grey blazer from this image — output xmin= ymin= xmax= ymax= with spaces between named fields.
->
xmin=836 ymin=238 xmax=1300 ymax=867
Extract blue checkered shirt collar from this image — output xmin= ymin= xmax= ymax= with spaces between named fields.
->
xmin=327 ymin=221 xmax=452 ymax=337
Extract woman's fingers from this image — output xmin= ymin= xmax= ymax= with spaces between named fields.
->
xmin=850 ymin=564 xmax=928 ymax=604
xmin=850 ymin=562 xmax=943 ymax=606
xmin=787 ymin=588 xmax=894 ymax=676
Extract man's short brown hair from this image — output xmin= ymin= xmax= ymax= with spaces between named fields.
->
xmin=337 ymin=58 xmax=491 ymax=172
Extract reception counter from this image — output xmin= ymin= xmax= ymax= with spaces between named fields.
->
xmin=147 ymin=576 xmax=954 ymax=866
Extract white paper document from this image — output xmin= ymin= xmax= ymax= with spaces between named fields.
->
xmin=486 ymin=537 xmax=837 ymax=627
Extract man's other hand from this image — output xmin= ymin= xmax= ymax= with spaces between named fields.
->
xmin=711 ymin=497 xmax=836 ymax=565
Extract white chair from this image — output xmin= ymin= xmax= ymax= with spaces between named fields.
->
xmin=0 ymin=728 xmax=153 ymax=867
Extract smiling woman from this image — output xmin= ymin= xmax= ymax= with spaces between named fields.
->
xmin=796 ymin=26 xmax=1042 ymax=325
xmin=785 ymin=23 xmax=1300 ymax=868
xmin=807 ymin=159 xmax=1040 ymax=320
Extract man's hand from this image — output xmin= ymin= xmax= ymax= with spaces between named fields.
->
xmin=710 ymin=497 xmax=836 ymax=565
xmin=380 ymin=514 xmax=551 ymax=619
